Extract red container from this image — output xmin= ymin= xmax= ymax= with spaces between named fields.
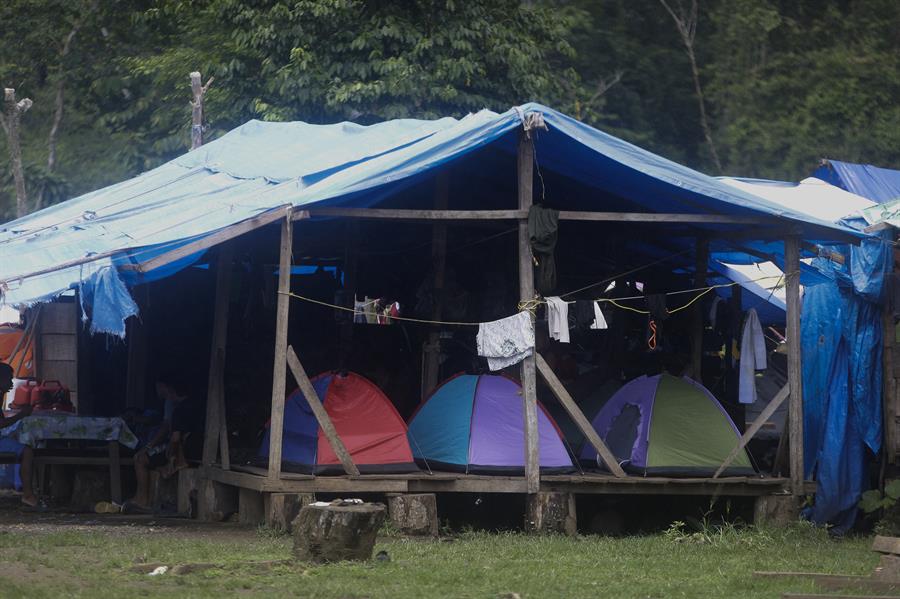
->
xmin=11 ymin=379 xmax=38 ymax=409
xmin=32 ymin=380 xmax=74 ymax=412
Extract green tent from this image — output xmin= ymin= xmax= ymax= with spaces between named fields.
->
xmin=580 ymin=374 xmax=754 ymax=476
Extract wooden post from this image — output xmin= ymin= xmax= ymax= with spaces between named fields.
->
xmin=190 ymin=72 xmax=213 ymax=150
xmin=692 ymin=237 xmax=709 ymax=381
xmin=422 ymin=172 xmax=449 ymax=399
xmin=268 ymin=212 xmax=293 ymax=480
xmin=713 ymin=383 xmax=789 ymax=478
xmin=2 ymin=88 xmax=33 ymax=218
xmin=785 ymin=236 xmax=804 ymax=495
xmin=286 ymin=346 xmax=360 ymax=476
xmin=125 ymin=286 xmax=149 ymax=410
xmin=108 ymin=441 xmax=121 ymax=504
xmin=535 ymin=353 xmax=626 ymax=477
xmin=517 ymin=127 xmax=540 ymax=495
xmin=202 ymin=244 xmax=233 ymax=467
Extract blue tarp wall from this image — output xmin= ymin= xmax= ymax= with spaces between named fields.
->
xmin=802 ymin=228 xmax=891 ymax=533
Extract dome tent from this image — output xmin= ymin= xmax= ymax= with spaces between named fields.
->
xmin=407 ymin=373 xmax=574 ymax=473
xmin=255 ymin=371 xmax=416 ymax=474
xmin=580 ymin=374 xmax=755 ymax=476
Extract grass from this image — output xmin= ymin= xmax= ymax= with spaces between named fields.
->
xmin=0 ymin=521 xmax=877 ymax=598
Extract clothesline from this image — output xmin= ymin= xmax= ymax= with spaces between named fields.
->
xmin=279 ymin=270 xmax=794 ymax=328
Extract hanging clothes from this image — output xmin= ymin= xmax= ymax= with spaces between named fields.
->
xmin=476 ymin=311 xmax=535 ymax=371
xmin=528 ymin=205 xmax=559 ymax=295
xmin=353 ymin=297 xmax=367 ymax=324
xmin=738 ymin=308 xmax=767 ymax=404
xmin=545 ymin=296 xmax=570 ymax=343
xmin=573 ymin=300 xmax=595 ymax=332
xmin=590 ymin=302 xmax=608 ymax=330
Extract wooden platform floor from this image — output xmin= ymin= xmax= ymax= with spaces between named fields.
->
xmin=203 ymin=465 xmax=813 ymax=497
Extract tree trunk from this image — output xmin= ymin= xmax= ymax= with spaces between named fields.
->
xmin=3 ymin=88 xmax=33 ymax=218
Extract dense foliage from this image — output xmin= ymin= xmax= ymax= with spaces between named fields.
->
xmin=2 ymin=0 xmax=899 ymax=219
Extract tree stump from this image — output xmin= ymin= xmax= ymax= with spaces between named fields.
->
xmin=265 ymin=493 xmax=314 ymax=533
xmin=387 ymin=493 xmax=439 ymax=537
xmin=525 ymin=492 xmax=577 ymax=536
xmin=292 ymin=502 xmax=386 ymax=563
xmin=177 ymin=468 xmax=199 ymax=516
xmin=149 ymin=470 xmax=178 ymax=511
xmin=197 ymin=478 xmax=238 ymax=522
xmin=753 ymin=495 xmax=798 ymax=527
xmin=239 ymin=488 xmax=265 ymax=526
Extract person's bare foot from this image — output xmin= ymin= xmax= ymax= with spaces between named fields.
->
xmin=20 ymin=494 xmax=37 ymax=508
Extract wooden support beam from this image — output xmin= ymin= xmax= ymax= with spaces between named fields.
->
xmin=202 ymin=244 xmax=233 ymax=468
xmin=785 ymin=236 xmax=804 ymax=495
xmin=125 ymin=286 xmax=148 ymax=410
xmin=108 ymin=441 xmax=121 ymax=504
xmin=518 ymin=129 xmax=540 ymax=495
xmin=535 ymin=353 xmax=627 ymax=478
xmin=714 ymin=383 xmax=790 ymax=478
xmin=267 ymin=211 xmax=293 ymax=480
xmin=692 ymin=237 xmax=709 ymax=380
xmin=422 ymin=172 xmax=449 ymax=399
xmin=286 ymin=345 xmax=360 ymax=476
xmin=121 ymin=206 xmax=289 ymax=275
xmin=302 ymin=206 xmax=772 ymax=225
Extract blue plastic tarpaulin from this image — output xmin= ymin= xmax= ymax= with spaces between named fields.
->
xmin=813 ymin=160 xmax=900 ymax=204
xmin=801 ymin=232 xmax=891 ymax=533
xmin=0 ymin=103 xmax=864 ymax=335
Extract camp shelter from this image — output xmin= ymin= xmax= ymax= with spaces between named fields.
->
xmin=0 ymin=103 xmax=871 ymax=529
xmin=580 ymin=374 xmax=754 ymax=476
xmin=408 ymin=373 xmax=573 ymax=473
xmin=813 ymin=160 xmax=900 ymax=205
xmin=254 ymin=371 xmax=415 ymax=474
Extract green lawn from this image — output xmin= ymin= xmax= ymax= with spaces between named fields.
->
xmin=0 ymin=520 xmax=877 ymax=598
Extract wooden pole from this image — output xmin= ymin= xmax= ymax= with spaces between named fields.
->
xmin=286 ymin=346 xmax=360 ymax=476
xmin=422 ymin=172 xmax=449 ymax=399
xmin=692 ymin=237 xmax=709 ymax=381
xmin=785 ymin=236 xmax=804 ymax=495
xmin=535 ymin=354 xmax=627 ymax=477
xmin=2 ymin=88 xmax=33 ymax=218
xmin=202 ymin=244 xmax=233 ymax=467
xmin=518 ymin=127 xmax=540 ymax=495
xmin=713 ymin=383 xmax=789 ymax=478
xmin=190 ymin=71 xmax=213 ymax=150
xmin=267 ymin=212 xmax=293 ymax=480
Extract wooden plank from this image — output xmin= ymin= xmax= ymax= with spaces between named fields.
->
xmin=714 ymin=384 xmax=790 ymax=478
xmin=535 ymin=353 xmax=627 ymax=477
xmin=557 ymin=211 xmax=770 ymax=224
xmin=785 ymin=236 xmax=804 ymax=495
xmin=122 ymin=206 xmax=289 ymax=274
xmin=125 ymin=286 xmax=148 ymax=409
xmin=692 ymin=237 xmax=709 ymax=380
xmin=286 ymin=346 xmax=360 ymax=476
xmin=517 ymin=129 xmax=540 ymax=495
xmin=202 ymin=244 xmax=233 ymax=467
xmin=267 ymin=211 xmax=293 ymax=480
xmin=422 ymin=172 xmax=449 ymax=399
xmin=873 ymin=536 xmax=900 ymax=556
xmin=108 ymin=442 xmax=122 ymax=504
xmin=302 ymin=206 xmax=771 ymax=225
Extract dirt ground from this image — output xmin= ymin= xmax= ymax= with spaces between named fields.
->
xmin=0 ymin=489 xmax=256 ymax=542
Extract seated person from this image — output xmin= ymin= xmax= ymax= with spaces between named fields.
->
xmin=128 ymin=376 xmax=204 ymax=510
xmin=0 ymin=362 xmax=36 ymax=506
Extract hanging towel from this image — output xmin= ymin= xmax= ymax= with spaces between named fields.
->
xmin=545 ymin=296 xmax=570 ymax=343
xmin=476 ymin=311 xmax=535 ymax=371
xmin=739 ymin=308 xmax=767 ymax=404
xmin=591 ymin=302 xmax=608 ymax=330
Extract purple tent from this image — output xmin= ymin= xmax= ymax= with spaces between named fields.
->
xmin=407 ymin=374 xmax=575 ymax=473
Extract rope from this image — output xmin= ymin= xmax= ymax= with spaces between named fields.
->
xmin=280 ymin=271 xmax=797 ymax=329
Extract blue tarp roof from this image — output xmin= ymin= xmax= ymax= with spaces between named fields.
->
xmin=0 ymin=103 xmax=864 ymax=329
xmin=812 ymin=160 xmax=900 ymax=204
